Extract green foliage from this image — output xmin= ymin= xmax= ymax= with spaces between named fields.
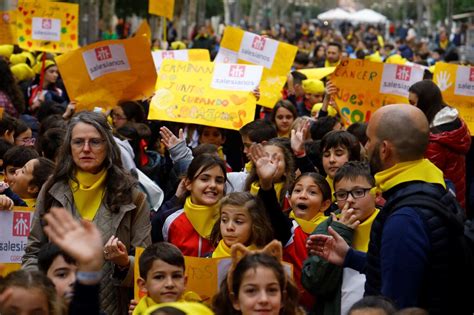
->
xmin=205 ymin=0 xmax=224 ymax=18
xmin=115 ymin=0 xmax=148 ymax=18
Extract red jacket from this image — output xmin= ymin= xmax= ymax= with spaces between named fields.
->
xmin=283 ymin=221 xmax=315 ymax=310
xmin=162 ymin=210 xmax=214 ymax=257
xmin=425 ymin=119 xmax=471 ymax=209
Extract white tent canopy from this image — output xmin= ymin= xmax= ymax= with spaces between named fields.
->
xmin=351 ymin=9 xmax=388 ymax=24
xmin=317 ymin=8 xmax=352 ymax=21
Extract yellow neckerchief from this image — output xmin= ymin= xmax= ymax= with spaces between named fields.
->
xmin=244 ymin=161 xmax=252 ymax=173
xmin=143 ymin=301 xmax=214 ymax=315
xmin=352 ymin=208 xmax=379 ymax=252
xmin=217 ymin=146 xmax=225 ymax=160
xmin=250 ymin=181 xmax=285 ymax=201
xmin=133 ymin=293 xmax=202 ymax=315
xmin=377 ymin=35 xmax=384 ymax=48
xmin=277 ymin=132 xmax=290 ymax=138
xmin=183 ymin=196 xmax=219 ymax=239
xmin=70 ymin=168 xmax=107 ymax=221
xmin=326 ymin=176 xmax=336 ymax=202
xmin=440 ymin=39 xmax=449 ymax=50
xmin=22 ymin=198 xmax=36 ymax=208
xmin=289 ymin=211 xmax=327 ymax=234
xmin=325 ymin=59 xmax=340 ymax=68
xmin=212 ymin=239 xmax=258 ymax=258
xmin=373 ymin=159 xmax=446 ymax=195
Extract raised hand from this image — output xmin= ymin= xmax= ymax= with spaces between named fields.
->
xmin=43 ymin=207 xmax=103 ymax=272
xmin=250 ymin=144 xmax=279 ymax=190
xmin=160 ymin=126 xmax=184 ymax=149
xmin=306 ymin=226 xmax=349 ymax=265
xmin=291 ymin=119 xmax=310 ymax=156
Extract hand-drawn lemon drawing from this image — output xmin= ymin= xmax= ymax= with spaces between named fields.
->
xmin=151 ymin=88 xmax=174 ymax=110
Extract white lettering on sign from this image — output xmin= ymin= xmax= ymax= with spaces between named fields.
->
xmin=454 ymin=65 xmax=474 ymax=97
xmin=380 ymin=63 xmax=424 ymax=97
xmin=32 ymin=17 xmax=61 ymax=41
xmin=211 ymin=63 xmax=263 ymax=91
xmin=238 ymin=32 xmax=278 ymax=69
xmin=82 ymin=44 xmax=131 ymax=80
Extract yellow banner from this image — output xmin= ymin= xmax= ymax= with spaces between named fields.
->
xmin=331 ymin=59 xmax=421 ymax=124
xmin=149 ymin=0 xmax=174 ymax=20
xmin=217 ymin=26 xmax=298 ymax=108
xmin=433 ymin=62 xmax=474 ymax=131
xmin=0 ymin=10 xmax=17 ymax=45
xmin=55 ymin=35 xmax=157 ymax=112
xmin=148 ymin=59 xmax=258 ymax=130
xmin=16 ymin=0 xmax=79 ymax=53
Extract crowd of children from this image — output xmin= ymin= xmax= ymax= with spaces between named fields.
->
xmin=0 ymin=16 xmax=472 ymax=315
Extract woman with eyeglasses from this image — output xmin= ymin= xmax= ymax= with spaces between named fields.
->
xmin=110 ymin=100 xmax=146 ymax=129
xmin=22 ymin=111 xmax=151 ymax=315
xmin=408 ymin=80 xmax=471 ymax=209
xmin=13 ymin=118 xmax=35 ymax=147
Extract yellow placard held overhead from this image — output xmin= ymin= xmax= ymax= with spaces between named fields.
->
xmin=330 ymin=59 xmax=425 ymax=124
xmin=148 ymin=59 xmax=262 ymax=130
xmin=16 ymin=0 xmax=79 ymax=53
xmin=0 ymin=10 xmax=17 ymax=45
xmin=55 ymin=35 xmax=157 ymax=112
xmin=215 ymin=26 xmax=298 ymax=108
xmin=433 ymin=62 xmax=474 ymax=131
xmin=149 ymin=0 xmax=174 ymax=20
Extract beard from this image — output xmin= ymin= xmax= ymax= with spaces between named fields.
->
xmin=368 ymin=142 xmax=384 ymax=176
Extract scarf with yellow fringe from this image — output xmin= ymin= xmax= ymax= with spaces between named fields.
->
xmin=183 ymin=196 xmax=219 ymax=239
xmin=374 ymin=159 xmax=446 ymax=195
xmin=212 ymin=239 xmax=258 ymax=258
xmin=289 ymin=211 xmax=327 ymax=234
xmin=70 ymin=168 xmax=106 ymax=221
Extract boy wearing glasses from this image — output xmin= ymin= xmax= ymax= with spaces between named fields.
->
xmin=301 ymin=161 xmax=379 ymax=315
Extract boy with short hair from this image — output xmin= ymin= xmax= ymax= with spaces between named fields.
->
xmin=133 ymin=242 xmax=188 ymax=315
xmin=302 ymin=161 xmax=380 ymax=315
xmin=38 ymin=243 xmax=78 ymax=306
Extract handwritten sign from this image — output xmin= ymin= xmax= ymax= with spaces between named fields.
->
xmin=0 ymin=207 xmax=34 ymax=277
xmin=56 ymin=35 xmax=156 ymax=112
xmin=148 ymin=59 xmax=260 ymax=130
xmin=152 ymin=49 xmax=209 ymax=72
xmin=0 ymin=10 xmax=17 ymax=45
xmin=215 ymin=26 xmax=298 ymax=108
xmin=331 ymin=59 xmax=419 ymax=124
xmin=433 ymin=62 xmax=474 ymax=131
xmin=16 ymin=0 xmax=79 ymax=53
xmin=149 ymin=0 xmax=174 ymax=20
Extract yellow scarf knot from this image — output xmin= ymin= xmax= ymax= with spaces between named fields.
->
xmin=183 ymin=196 xmax=219 ymax=239
xmin=289 ymin=211 xmax=327 ymax=234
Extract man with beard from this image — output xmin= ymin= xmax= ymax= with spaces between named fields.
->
xmin=307 ymin=104 xmax=470 ymax=314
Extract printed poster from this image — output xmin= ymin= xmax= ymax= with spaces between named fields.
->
xmin=152 ymin=49 xmax=209 ymax=72
xmin=215 ymin=26 xmax=298 ymax=108
xmin=0 ymin=207 xmax=34 ymax=278
xmin=433 ymin=62 xmax=474 ymax=131
xmin=56 ymin=35 xmax=157 ymax=112
xmin=331 ymin=59 xmax=419 ymax=125
xmin=148 ymin=0 xmax=174 ymax=20
xmin=148 ymin=59 xmax=261 ymax=130
xmin=16 ymin=0 xmax=79 ymax=53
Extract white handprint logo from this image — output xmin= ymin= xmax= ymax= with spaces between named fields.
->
xmin=435 ymin=71 xmax=453 ymax=92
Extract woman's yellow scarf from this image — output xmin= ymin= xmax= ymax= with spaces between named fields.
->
xmin=183 ymin=196 xmax=219 ymax=239
xmin=326 ymin=176 xmax=336 ymax=202
xmin=212 ymin=239 xmax=258 ymax=258
xmin=250 ymin=181 xmax=285 ymax=201
xmin=70 ymin=168 xmax=106 ymax=221
xmin=289 ymin=211 xmax=327 ymax=234
xmin=374 ymin=159 xmax=446 ymax=194
xmin=352 ymin=208 xmax=379 ymax=252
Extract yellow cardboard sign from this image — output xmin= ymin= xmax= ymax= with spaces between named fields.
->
xmin=55 ymin=35 xmax=157 ymax=112
xmin=148 ymin=0 xmax=174 ymax=20
xmin=0 ymin=10 xmax=17 ymax=45
xmin=433 ymin=62 xmax=474 ymax=131
xmin=148 ymin=59 xmax=258 ymax=130
xmin=216 ymin=26 xmax=298 ymax=108
xmin=152 ymin=49 xmax=210 ymax=72
xmin=331 ymin=59 xmax=422 ymax=124
xmin=16 ymin=0 xmax=79 ymax=53
xmin=0 ymin=206 xmax=35 ymax=278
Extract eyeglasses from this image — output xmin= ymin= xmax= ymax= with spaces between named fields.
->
xmin=333 ymin=188 xmax=372 ymax=201
xmin=71 ymin=138 xmax=106 ymax=149
xmin=18 ymin=137 xmax=36 ymax=146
